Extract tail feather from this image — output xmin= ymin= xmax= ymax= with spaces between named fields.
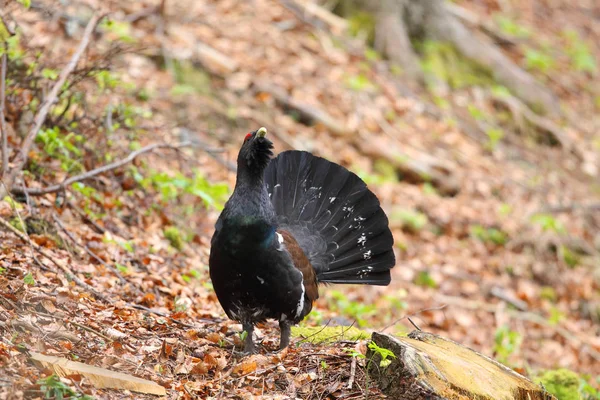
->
xmin=265 ymin=151 xmax=395 ymax=285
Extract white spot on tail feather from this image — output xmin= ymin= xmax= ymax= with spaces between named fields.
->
xmin=329 ymin=197 xmax=336 ymax=203
xmin=257 ymin=276 xmax=265 ymax=284
xmin=357 ymin=233 xmax=367 ymax=246
xmin=363 ymin=250 xmax=372 ymax=260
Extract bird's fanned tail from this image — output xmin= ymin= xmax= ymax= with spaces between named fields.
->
xmin=265 ymin=151 xmax=395 ymax=285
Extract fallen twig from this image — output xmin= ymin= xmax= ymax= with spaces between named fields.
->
xmin=1 ymin=318 xmax=79 ymax=342
xmin=13 ymin=141 xmax=192 ymax=195
xmin=536 ymin=202 xmax=600 ymax=215
xmin=490 ymin=91 xmax=577 ymax=156
xmin=347 ymin=355 xmax=357 ymax=389
xmin=0 ymin=215 xmax=111 ymax=303
xmin=489 ymin=286 xmax=528 ymax=311
xmin=34 ymin=310 xmax=113 ymax=342
xmin=6 ymin=13 xmax=103 ymax=192
xmin=0 ymin=53 xmax=8 ymax=178
xmin=254 ymin=81 xmax=353 ymax=136
xmin=52 ymin=213 xmax=128 ymax=286
xmin=280 ymin=0 xmax=347 ymax=34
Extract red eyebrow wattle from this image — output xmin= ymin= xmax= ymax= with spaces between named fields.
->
xmin=245 ymin=133 xmax=252 ymax=140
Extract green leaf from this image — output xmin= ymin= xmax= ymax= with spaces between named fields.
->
xmin=23 ymin=272 xmax=35 ymax=286
xmin=41 ymin=68 xmax=59 ymax=80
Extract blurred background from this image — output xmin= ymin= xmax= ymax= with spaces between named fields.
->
xmin=0 ymin=0 xmax=599 ymax=398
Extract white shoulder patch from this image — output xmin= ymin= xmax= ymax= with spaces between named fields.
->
xmin=296 ymin=281 xmax=305 ymax=318
xmin=275 ymin=232 xmax=285 ymax=251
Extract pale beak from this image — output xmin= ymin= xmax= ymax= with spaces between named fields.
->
xmin=256 ymin=127 xmax=267 ymax=138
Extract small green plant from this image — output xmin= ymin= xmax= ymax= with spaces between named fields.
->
xmin=391 ymin=209 xmax=428 ymax=233
xmin=37 ymin=374 xmax=94 ymax=399
xmin=182 ymin=269 xmax=202 ymax=283
xmin=23 ymin=272 xmax=35 ymax=286
xmin=239 ymin=330 xmax=248 ymax=342
xmin=136 ymin=170 xmax=228 ymax=210
xmin=493 ymin=325 xmax=521 ymax=364
xmin=579 ymin=374 xmax=600 ymax=400
xmin=344 ymin=348 xmax=366 ymax=359
xmin=467 ymin=104 xmax=486 ymax=121
xmin=485 ymin=128 xmax=504 ymax=151
xmin=414 ymin=270 xmax=437 ymax=288
xmin=17 ymin=0 xmax=32 ymax=8
xmin=345 ymin=73 xmax=376 ymax=92
xmin=498 ymin=203 xmax=513 ymax=217
xmin=115 ymin=263 xmax=129 ymax=275
xmin=99 ymin=19 xmax=135 ymax=43
xmin=164 ymin=226 xmax=184 ymax=251
xmin=320 ymin=360 xmax=329 ymax=370
xmin=540 ymin=286 xmax=557 ymax=302
xmin=524 ymin=48 xmax=555 ymax=73
xmin=494 ymin=16 xmax=531 ymax=38
xmin=548 ymin=306 xmax=565 ymax=326
xmin=562 ymin=29 xmax=597 ymax=75
xmin=328 ymin=290 xmax=377 ymax=327
xmin=368 ymin=341 xmax=396 ymax=368
xmin=560 ymin=245 xmax=580 ymax=268
xmin=470 ymin=224 xmax=508 ymax=246
xmin=36 ymin=127 xmax=84 ymax=173
xmin=530 ymin=213 xmax=566 ymax=234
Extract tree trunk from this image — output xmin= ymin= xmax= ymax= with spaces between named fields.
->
xmin=347 ymin=0 xmax=560 ymax=114
xmin=368 ymin=331 xmax=556 ymax=400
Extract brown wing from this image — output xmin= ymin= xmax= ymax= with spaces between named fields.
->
xmin=278 ymin=229 xmax=319 ymax=302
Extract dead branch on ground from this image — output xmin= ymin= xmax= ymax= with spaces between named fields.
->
xmin=0 ymin=54 xmax=8 ymax=178
xmin=0 ymin=215 xmax=111 ymax=303
xmin=52 ymin=213 xmax=129 ymax=286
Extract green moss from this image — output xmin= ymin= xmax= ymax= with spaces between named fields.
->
xmin=291 ymin=326 xmax=369 ymax=344
xmin=391 ymin=208 xmax=428 ymax=233
xmin=347 ymin=12 xmax=376 ymax=44
xmin=164 ymin=226 xmax=184 ymax=250
xmin=172 ymin=60 xmax=212 ymax=95
xmin=420 ymin=41 xmax=495 ymax=90
xmin=534 ymin=369 xmax=580 ymax=400
xmin=9 ymin=216 xmax=26 ymax=233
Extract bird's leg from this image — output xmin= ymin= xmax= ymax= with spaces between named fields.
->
xmin=279 ymin=319 xmax=292 ymax=350
xmin=243 ymin=323 xmax=256 ymax=354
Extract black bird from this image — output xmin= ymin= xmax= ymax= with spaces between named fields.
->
xmin=209 ymin=127 xmax=395 ymax=353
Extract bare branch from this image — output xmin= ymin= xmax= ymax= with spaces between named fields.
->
xmin=0 ymin=53 xmax=8 ymax=178
xmin=0 ymin=214 xmax=111 ymax=303
xmin=6 ymin=12 xmax=103 ymax=191
xmin=13 ymin=141 xmax=192 ymax=195
xmin=52 ymin=212 xmax=129 ymax=286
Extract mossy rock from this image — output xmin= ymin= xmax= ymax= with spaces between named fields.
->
xmin=534 ymin=369 xmax=580 ymax=400
xmin=292 ymin=326 xmax=369 ymax=344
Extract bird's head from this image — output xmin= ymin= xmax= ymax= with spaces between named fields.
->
xmin=237 ymin=127 xmax=274 ymax=178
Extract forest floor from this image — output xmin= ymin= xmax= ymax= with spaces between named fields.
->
xmin=0 ymin=0 xmax=599 ymax=399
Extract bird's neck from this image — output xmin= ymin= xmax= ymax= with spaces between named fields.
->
xmin=227 ymin=169 xmax=275 ymax=226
